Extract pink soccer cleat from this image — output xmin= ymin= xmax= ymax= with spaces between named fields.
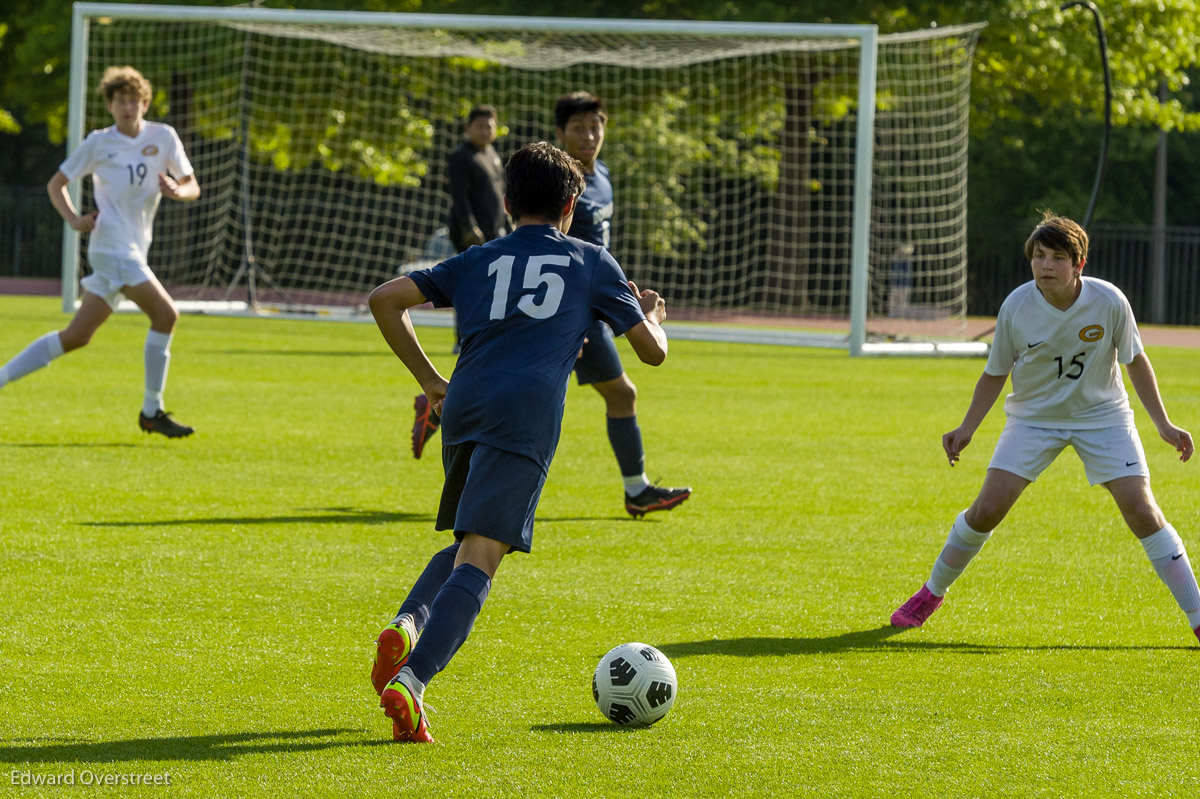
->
xmin=1194 ymin=624 xmax=1199 ymax=646
xmin=890 ymin=585 xmax=944 ymax=628
xmin=371 ymin=617 xmax=417 ymax=696
xmin=381 ymin=676 xmax=435 ymax=743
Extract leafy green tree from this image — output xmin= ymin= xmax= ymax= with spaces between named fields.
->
xmin=4 ymin=0 xmax=1198 ymax=225
xmin=8 ymin=1 xmax=1199 ymax=140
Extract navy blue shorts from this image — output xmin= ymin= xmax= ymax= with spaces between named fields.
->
xmin=437 ymin=441 xmax=547 ymax=553
xmin=574 ymin=319 xmax=626 ymax=385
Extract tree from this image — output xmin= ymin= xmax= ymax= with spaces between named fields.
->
xmin=4 ymin=0 xmax=1199 ymax=224
xmin=797 ymin=2 xmax=1200 ymax=223
xmin=7 ymin=1 xmax=1199 ymax=139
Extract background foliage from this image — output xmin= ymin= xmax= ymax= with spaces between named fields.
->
xmin=3 ymin=1 xmax=1199 ymax=223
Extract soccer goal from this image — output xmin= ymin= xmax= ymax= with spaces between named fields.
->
xmin=65 ymin=4 xmax=987 ymax=356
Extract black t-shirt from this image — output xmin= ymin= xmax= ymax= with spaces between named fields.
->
xmin=446 ymin=141 xmax=508 ymax=250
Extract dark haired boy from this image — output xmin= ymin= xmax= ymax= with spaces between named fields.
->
xmin=368 ymin=141 xmax=669 ymax=742
xmin=417 ymin=103 xmax=512 ymax=369
xmin=554 ymin=90 xmax=691 ymax=517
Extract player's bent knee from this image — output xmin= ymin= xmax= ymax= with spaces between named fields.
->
xmin=58 ymin=329 xmax=93 ymax=352
xmin=964 ymin=507 xmax=1001 ymax=534
xmin=148 ymin=314 xmax=178 ymax=335
xmin=964 ymin=497 xmax=1014 ymax=533
xmin=608 ymin=386 xmax=636 ymax=415
xmin=1106 ymin=477 xmax=1167 ymax=537
xmin=1125 ymin=503 xmax=1168 ymax=539
xmin=594 ymin=376 xmax=637 ymax=413
xmin=155 ymin=304 xmax=180 ymax=330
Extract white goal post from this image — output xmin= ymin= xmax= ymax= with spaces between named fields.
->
xmin=64 ymin=3 xmax=987 ymax=356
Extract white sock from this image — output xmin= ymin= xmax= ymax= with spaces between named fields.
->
xmin=143 ymin=330 xmax=172 ymax=416
xmin=926 ymin=511 xmax=993 ymax=597
xmin=389 ymin=612 xmax=418 ymax=639
xmin=396 ymin=665 xmax=426 ymax=705
xmin=1140 ymin=525 xmax=1200 ymax=628
xmin=1 ymin=332 xmax=65 ymax=387
xmin=623 ymin=473 xmax=651 ymax=496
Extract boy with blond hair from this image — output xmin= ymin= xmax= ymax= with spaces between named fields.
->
xmin=2 ymin=66 xmax=200 ymax=437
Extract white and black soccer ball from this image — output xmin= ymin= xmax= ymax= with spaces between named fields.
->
xmin=592 ymin=642 xmax=677 ymax=727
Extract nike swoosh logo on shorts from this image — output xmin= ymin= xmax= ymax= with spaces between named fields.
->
xmin=1125 ymin=461 xmax=1139 ymax=467
xmin=1172 ymin=554 xmax=1185 ymax=561
xmin=1028 ymin=341 xmax=1044 ymax=348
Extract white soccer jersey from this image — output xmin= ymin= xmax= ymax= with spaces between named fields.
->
xmin=985 ymin=276 xmax=1143 ymax=429
xmin=59 ymin=121 xmax=193 ymax=262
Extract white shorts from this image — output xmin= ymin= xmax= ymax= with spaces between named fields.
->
xmin=81 ymin=253 xmax=155 ymax=310
xmin=988 ymin=421 xmax=1150 ymax=486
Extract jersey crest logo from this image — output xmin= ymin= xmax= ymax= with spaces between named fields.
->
xmin=141 ymin=144 xmax=160 ymax=156
xmin=1079 ymin=324 xmax=1104 ymax=342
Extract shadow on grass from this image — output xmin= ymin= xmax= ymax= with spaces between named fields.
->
xmin=658 ymin=625 xmax=1195 ymax=656
xmin=0 ymin=728 xmax=394 ymax=764
xmin=82 ymin=507 xmax=435 ymax=527
xmin=530 ymin=722 xmax=633 ymax=735
xmin=82 ymin=508 xmax=640 ymax=527
xmin=0 ymin=443 xmax=137 ymax=448
xmin=206 ymin=349 xmax=391 ymax=358
xmin=536 ymin=515 xmax=659 ymax=523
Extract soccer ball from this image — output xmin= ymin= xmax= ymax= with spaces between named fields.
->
xmin=592 ymin=642 xmax=677 ymax=726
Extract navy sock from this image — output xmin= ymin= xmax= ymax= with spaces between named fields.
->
xmin=606 ymin=415 xmax=645 ymax=478
xmin=397 ymin=542 xmax=460 ymax=632
xmin=405 ymin=563 xmax=492 ymax=686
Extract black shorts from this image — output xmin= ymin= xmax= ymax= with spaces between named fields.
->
xmin=438 ymin=441 xmax=547 ymax=553
xmin=574 ymin=319 xmax=626 ymax=385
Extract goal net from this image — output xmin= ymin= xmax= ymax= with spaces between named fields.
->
xmin=66 ymin=5 xmax=986 ymax=354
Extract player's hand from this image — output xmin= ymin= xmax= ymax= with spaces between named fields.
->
xmin=942 ymin=426 xmax=973 ymax=467
xmin=629 ymin=281 xmax=666 ymax=325
xmin=72 ymin=211 xmax=98 ymax=233
xmin=466 ymin=227 xmax=485 ymax=247
xmin=423 ymin=378 xmax=449 ymax=416
xmin=1159 ymin=425 xmax=1194 ymax=462
xmin=158 ymin=172 xmax=182 ymax=199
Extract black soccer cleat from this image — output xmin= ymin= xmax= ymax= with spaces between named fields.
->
xmin=138 ymin=409 xmax=195 ymax=438
xmin=625 ymin=484 xmax=692 ymax=518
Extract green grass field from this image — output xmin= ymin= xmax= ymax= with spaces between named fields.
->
xmin=2 ymin=295 xmax=1198 ymax=798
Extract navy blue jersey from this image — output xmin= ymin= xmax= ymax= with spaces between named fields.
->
xmin=408 ymin=224 xmax=646 ymax=470
xmin=567 ymin=160 xmax=613 ymax=249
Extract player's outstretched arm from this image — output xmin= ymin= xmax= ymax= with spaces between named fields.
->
xmin=943 ymin=371 xmax=1008 ymax=466
xmin=1126 ymin=353 xmax=1194 ymax=462
xmin=624 ymin=281 xmax=667 ymax=366
xmin=368 ymin=276 xmax=449 ymax=410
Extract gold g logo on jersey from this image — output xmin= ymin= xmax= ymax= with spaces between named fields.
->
xmin=141 ymin=144 xmax=159 ymax=156
xmin=1079 ymin=324 xmax=1104 ymax=342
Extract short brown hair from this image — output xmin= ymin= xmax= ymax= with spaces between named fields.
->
xmin=467 ymin=104 xmax=498 ymax=125
xmin=98 ymin=66 xmax=152 ymax=104
xmin=504 ymin=142 xmax=585 ymax=223
xmin=554 ymin=91 xmax=607 ymax=130
xmin=1023 ymin=211 xmax=1089 ymax=267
